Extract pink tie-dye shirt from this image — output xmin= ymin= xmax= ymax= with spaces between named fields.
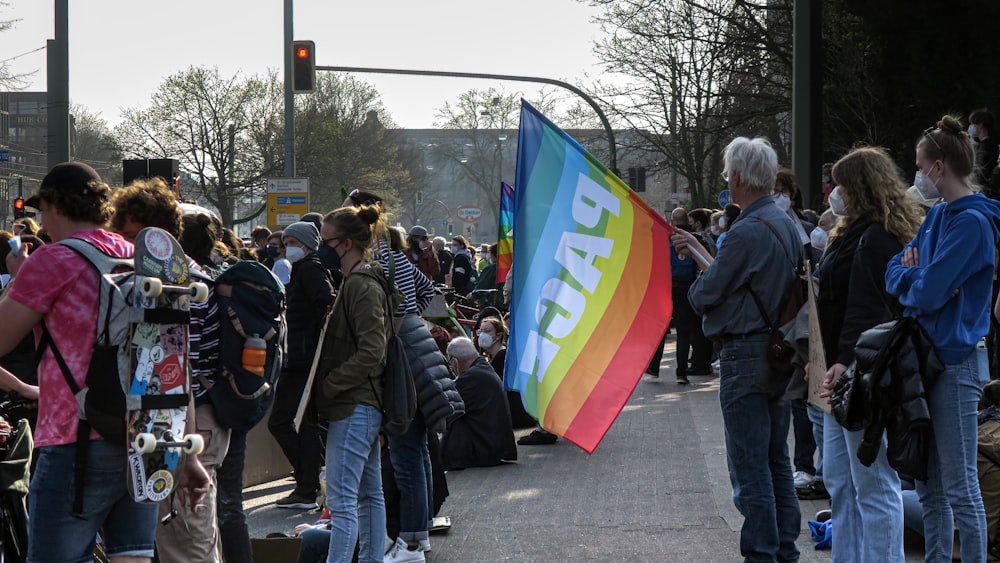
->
xmin=7 ymin=229 xmax=134 ymax=448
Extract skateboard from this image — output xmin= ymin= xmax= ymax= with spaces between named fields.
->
xmin=125 ymin=227 xmax=209 ymax=503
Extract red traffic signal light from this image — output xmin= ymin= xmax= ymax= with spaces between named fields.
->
xmin=13 ymin=198 xmax=24 ymax=219
xmin=290 ymin=40 xmax=316 ymax=94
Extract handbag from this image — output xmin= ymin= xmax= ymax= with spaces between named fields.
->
xmin=830 ymin=363 xmax=869 ymax=431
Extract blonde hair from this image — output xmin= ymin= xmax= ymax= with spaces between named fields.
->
xmin=829 ymin=147 xmax=921 ymax=246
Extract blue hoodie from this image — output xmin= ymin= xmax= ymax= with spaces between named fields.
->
xmin=886 ymin=193 xmax=1000 ymax=364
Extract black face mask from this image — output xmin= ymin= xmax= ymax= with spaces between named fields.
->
xmin=317 ymin=242 xmax=342 ymax=271
xmin=676 ymin=224 xmax=693 ymax=233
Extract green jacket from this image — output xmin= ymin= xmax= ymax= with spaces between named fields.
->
xmin=311 ymin=261 xmax=390 ymax=421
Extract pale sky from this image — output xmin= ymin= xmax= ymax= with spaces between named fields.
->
xmin=0 ymin=0 xmax=615 ymax=129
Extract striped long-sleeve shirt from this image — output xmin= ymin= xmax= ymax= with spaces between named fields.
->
xmin=375 ymin=241 xmax=434 ymax=316
xmin=187 ymin=257 xmax=221 ymax=402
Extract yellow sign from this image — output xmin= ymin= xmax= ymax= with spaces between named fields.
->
xmin=266 ymin=178 xmax=310 ymax=227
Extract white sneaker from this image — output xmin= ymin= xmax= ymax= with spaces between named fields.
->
xmin=418 ymin=539 xmax=431 ymax=553
xmin=793 ymin=470 xmax=815 ymax=488
xmin=384 ymin=537 xmax=425 ymax=563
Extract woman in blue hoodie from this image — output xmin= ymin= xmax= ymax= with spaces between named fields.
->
xmin=886 ymin=115 xmax=1000 ymax=563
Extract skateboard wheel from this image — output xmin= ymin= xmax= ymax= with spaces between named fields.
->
xmin=141 ymin=277 xmax=163 ymax=298
xmin=191 ymin=282 xmax=209 ymax=303
xmin=184 ymin=434 xmax=205 ymax=455
xmin=135 ymin=432 xmax=157 ymax=454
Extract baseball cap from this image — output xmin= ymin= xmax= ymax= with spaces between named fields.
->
xmin=25 ymin=161 xmax=105 ymax=209
xmin=409 ymin=225 xmax=428 ymax=238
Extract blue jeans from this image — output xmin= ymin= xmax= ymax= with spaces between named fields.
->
xmin=29 ymin=440 xmax=159 ymax=562
xmin=325 ymin=405 xmax=385 ymax=563
xmin=823 ymin=413 xmax=903 ymax=562
xmin=917 ymin=353 xmax=987 ymax=562
xmin=718 ymin=335 xmax=801 ymax=562
xmin=298 ymin=526 xmax=331 ymax=563
xmin=806 ymin=405 xmax=824 ymax=481
xmin=388 ymin=412 xmax=432 ymax=543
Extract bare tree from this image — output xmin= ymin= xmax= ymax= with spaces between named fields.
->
xmin=589 ymin=0 xmax=793 ymax=207
xmin=70 ymin=105 xmax=122 ymax=184
xmin=0 ymin=3 xmax=33 ymax=90
xmin=113 ymin=66 xmax=282 ymax=226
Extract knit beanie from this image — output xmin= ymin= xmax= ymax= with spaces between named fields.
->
xmin=282 ymin=221 xmax=319 ymax=251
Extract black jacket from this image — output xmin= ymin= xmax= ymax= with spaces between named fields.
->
xmin=817 ymin=220 xmax=902 ymax=367
xmin=848 ymin=317 xmax=943 ymax=481
xmin=442 ymin=357 xmax=517 ymax=470
xmin=398 ymin=314 xmax=465 ymax=432
xmin=285 ymin=254 xmax=335 ymax=371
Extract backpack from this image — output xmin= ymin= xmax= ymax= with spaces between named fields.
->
xmin=197 ymin=260 xmax=286 ymax=432
xmin=36 ymin=238 xmax=183 ymax=516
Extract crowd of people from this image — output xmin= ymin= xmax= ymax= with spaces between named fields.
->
xmin=669 ymin=110 xmax=1000 ymax=562
xmin=0 ymin=169 xmax=531 ymax=562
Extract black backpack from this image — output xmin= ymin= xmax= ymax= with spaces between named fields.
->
xmin=197 ymin=260 xmax=286 ymax=431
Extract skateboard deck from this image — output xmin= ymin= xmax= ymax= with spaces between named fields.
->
xmin=125 ymin=227 xmax=207 ymax=503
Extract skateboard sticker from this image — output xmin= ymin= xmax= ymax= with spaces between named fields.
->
xmin=129 ymin=453 xmax=148 ymax=501
xmin=146 ymin=470 xmax=174 ymax=502
xmin=164 ymin=448 xmax=180 ymax=471
xmin=130 ymin=347 xmax=155 ymax=395
xmin=133 ymin=323 xmax=159 ymax=349
xmin=159 ymin=325 xmax=186 ymax=356
xmin=143 ymin=229 xmax=175 ymax=262
xmin=155 ymin=355 xmax=185 ymax=392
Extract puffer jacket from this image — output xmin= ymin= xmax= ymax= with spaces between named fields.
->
xmin=849 ymin=317 xmax=943 ymax=481
xmin=398 ymin=314 xmax=465 ymax=432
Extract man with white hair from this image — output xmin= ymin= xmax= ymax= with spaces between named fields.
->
xmin=441 ymin=337 xmax=516 ymax=470
xmin=672 ymin=137 xmax=802 ymax=561
xmin=431 ymin=237 xmax=452 ymax=285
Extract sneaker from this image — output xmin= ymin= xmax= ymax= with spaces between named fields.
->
xmin=815 ymin=508 xmax=832 ymax=522
xmin=384 ymin=537 xmax=425 ymax=563
xmin=711 ymin=359 xmax=721 ymax=370
xmin=644 ymin=369 xmax=660 ymax=378
xmin=676 ymin=374 xmax=690 ymax=385
xmin=418 ymin=539 xmax=431 ymax=553
xmin=274 ymin=492 xmax=318 ymax=510
xmin=796 ymin=480 xmax=830 ymax=501
xmin=517 ymin=430 xmax=558 ymax=445
xmin=793 ymin=470 xmax=815 ymax=488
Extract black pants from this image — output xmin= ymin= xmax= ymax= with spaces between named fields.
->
xmin=268 ymin=369 xmax=327 ymax=495
xmin=789 ymin=399 xmax=817 ymax=476
xmin=217 ymin=429 xmax=252 ymax=563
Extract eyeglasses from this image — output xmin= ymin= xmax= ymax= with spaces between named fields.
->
xmin=721 ymin=171 xmax=732 ymax=182
xmin=922 ymin=126 xmax=943 ymax=152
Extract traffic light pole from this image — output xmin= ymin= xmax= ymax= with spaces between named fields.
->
xmin=282 ymin=0 xmax=295 ymax=178
xmin=318 ymin=65 xmax=618 ymax=175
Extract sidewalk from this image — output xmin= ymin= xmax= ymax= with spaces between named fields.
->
xmin=245 ymin=333 xmax=925 ymax=561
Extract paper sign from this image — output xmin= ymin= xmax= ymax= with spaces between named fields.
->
xmin=806 ymin=262 xmax=832 ymax=414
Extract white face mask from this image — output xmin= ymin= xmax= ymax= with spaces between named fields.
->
xmin=810 ymin=226 xmax=828 ymax=250
xmin=477 ymin=332 xmax=494 ymax=349
xmin=773 ymin=193 xmax=791 ymax=212
xmin=718 ymin=217 xmax=727 ymax=229
xmin=285 ymin=246 xmax=306 ymax=263
xmin=914 ymin=168 xmax=941 ymax=201
xmin=710 ymin=225 xmax=720 ymax=236
xmin=828 ymin=186 xmax=847 ymax=216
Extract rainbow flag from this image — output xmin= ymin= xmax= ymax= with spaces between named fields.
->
xmin=505 ymin=100 xmax=673 ymax=454
xmin=496 ymin=182 xmax=514 ymax=284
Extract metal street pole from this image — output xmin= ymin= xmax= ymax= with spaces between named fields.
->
xmin=319 ymin=65 xmax=618 ymax=174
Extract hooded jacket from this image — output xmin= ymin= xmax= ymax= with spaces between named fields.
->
xmin=397 ymin=314 xmax=465 ymax=433
xmin=311 ymin=262 xmax=389 ymax=422
xmin=886 ymin=193 xmax=1000 ymax=364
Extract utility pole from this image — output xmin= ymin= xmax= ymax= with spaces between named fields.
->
xmin=47 ymin=0 xmax=70 ymax=167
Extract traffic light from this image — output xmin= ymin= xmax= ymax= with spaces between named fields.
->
xmin=448 ymin=221 xmax=453 ymax=236
xmin=13 ymin=198 xmax=24 ymax=219
xmin=415 ymin=191 xmax=423 ymax=205
xmin=290 ymin=40 xmax=316 ymax=93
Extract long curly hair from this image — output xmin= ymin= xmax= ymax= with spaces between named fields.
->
xmin=829 ymin=147 xmax=922 ymax=246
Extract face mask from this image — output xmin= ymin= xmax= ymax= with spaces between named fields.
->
xmin=210 ymin=251 xmax=223 ymax=266
xmin=914 ymin=168 xmax=941 ymax=201
xmin=285 ymin=246 xmax=306 ymax=263
xmin=317 ymin=242 xmax=342 ymax=270
xmin=828 ymin=186 xmax=847 ymax=216
xmin=477 ymin=332 xmax=494 ymax=349
xmin=810 ymin=226 xmax=828 ymax=250
xmin=822 ymin=175 xmax=831 ymax=184
xmin=266 ymin=246 xmax=280 ymax=259
xmin=710 ymin=226 xmax=720 ymax=236
xmin=718 ymin=217 xmax=727 ymax=229
xmin=773 ymin=193 xmax=791 ymax=212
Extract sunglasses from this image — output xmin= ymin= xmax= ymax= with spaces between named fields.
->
xmin=922 ymin=126 xmax=943 ymax=152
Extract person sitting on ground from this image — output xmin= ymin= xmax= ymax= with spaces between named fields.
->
xmin=478 ymin=316 xmax=535 ymax=429
xmin=442 ymin=337 xmax=517 ymax=470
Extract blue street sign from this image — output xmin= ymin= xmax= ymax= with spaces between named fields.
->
xmin=718 ymin=190 xmax=731 ymax=207
xmin=276 ymin=196 xmax=306 ymax=205
xmin=0 ymin=150 xmax=8 ymax=162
